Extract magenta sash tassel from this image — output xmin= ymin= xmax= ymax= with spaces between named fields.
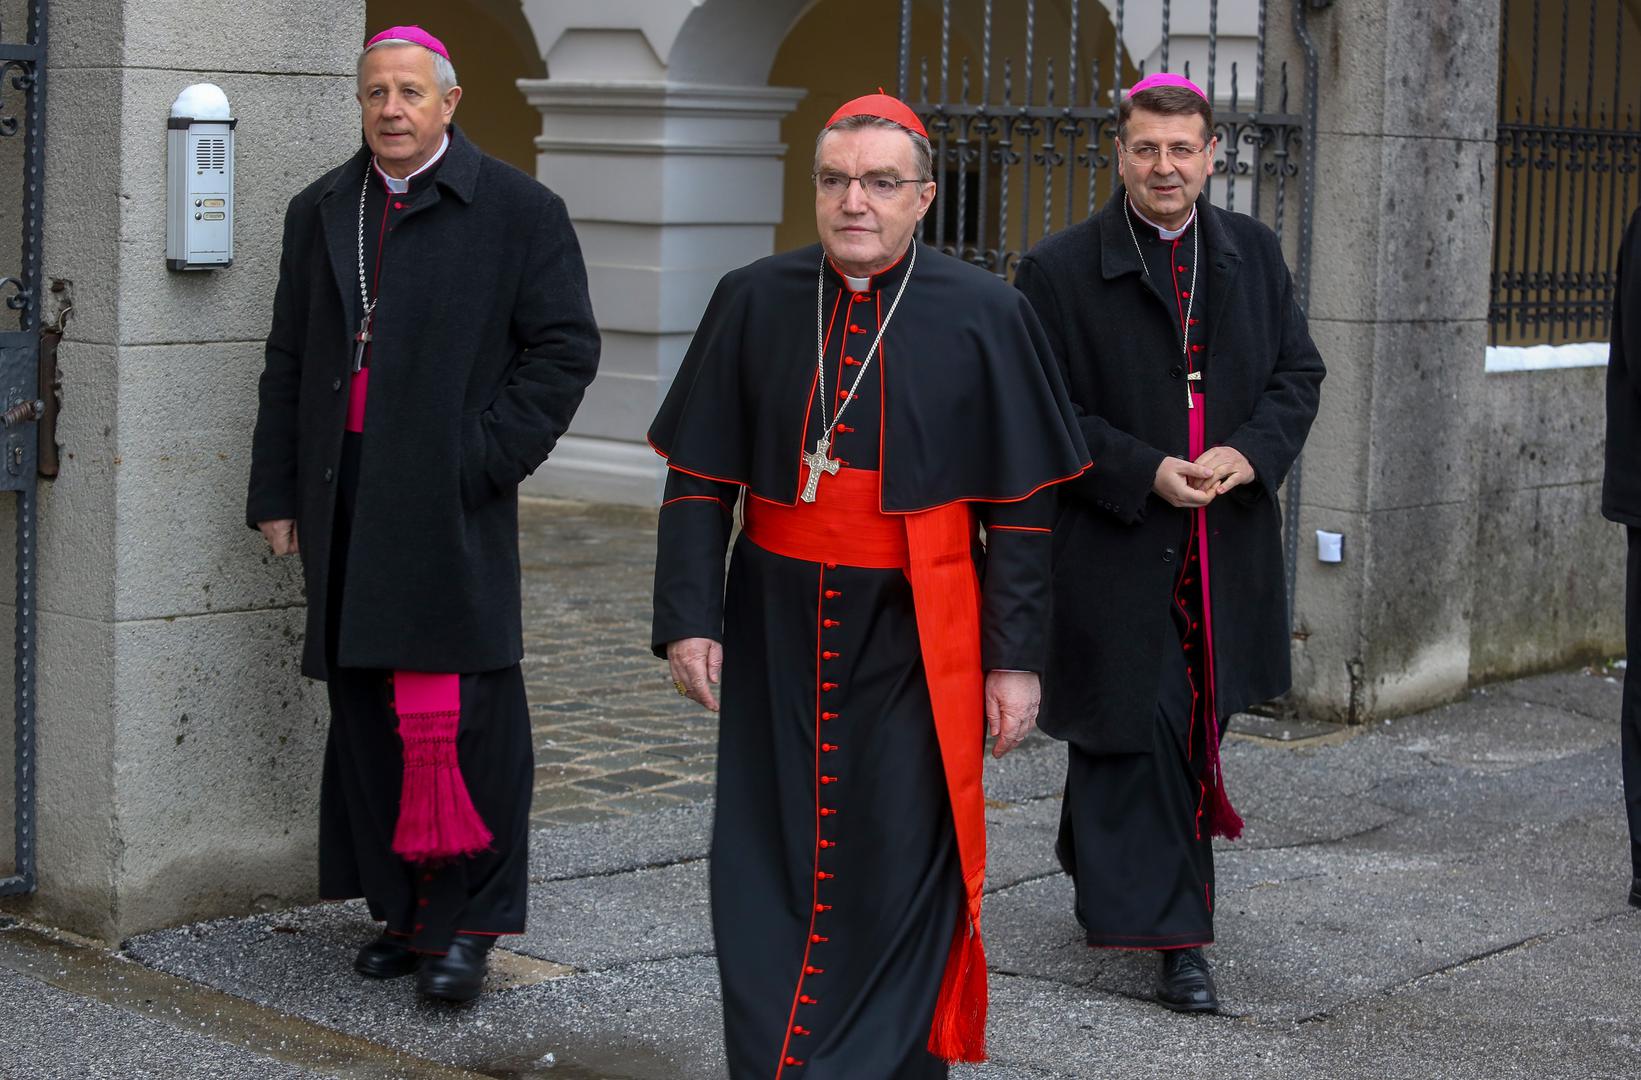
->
xmin=390 ymin=671 xmax=493 ymax=862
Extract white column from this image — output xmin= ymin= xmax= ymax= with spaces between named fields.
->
xmin=519 ymin=80 xmax=805 ymax=504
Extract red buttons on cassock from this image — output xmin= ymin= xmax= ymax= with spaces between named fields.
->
xmin=811 ymin=933 xmax=829 ymax=943
xmin=825 ymin=563 xmax=838 ymax=570
xmin=823 ymin=619 xmax=839 ymax=628
xmin=820 ymin=807 xmax=836 ymax=816
xmin=816 ymin=872 xmax=833 ymax=881
xmin=821 ymin=711 xmax=839 ymax=720
xmin=814 ymin=903 xmax=832 ymax=912
xmin=822 ymin=682 xmax=838 ymax=691
xmin=786 ymin=1057 xmax=803 ymax=1066
xmin=394 ymin=201 xmax=404 ymax=210
xmin=805 ymin=965 xmax=825 ymax=974
xmin=824 ymin=590 xmax=840 ymax=599
xmin=1180 ymin=290 xmax=1190 ymax=298
xmin=822 ymin=651 xmax=839 ymax=660
xmin=800 ymin=995 xmax=819 ymax=1004
xmin=819 ymin=840 xmax=835 ymax=848
xmin=1192 ymin=344 xmax=1204 ymax=353
xmin=849 ymin=323 xmax=865 ymax=333
xmin=820 ymin=775 xmax=837 ymax=784
xmin=1177 ymin=265 xmax=1187 ymax=272
xmin=843 ymin=356 xmax=860 ymax=366
xmin=854 ymin=292 xmax=871 ymax=302
xmin=822 ymin=743 xmax=837 ymax=752
xmin=793 ymin=1026 xmax=811 ymax=1035
xmin=837 ymin=424 xmax=854 ymax=433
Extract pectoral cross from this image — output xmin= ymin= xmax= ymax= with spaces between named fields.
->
xmin=352 ymin=313 xmax=373 ymax=373
xmin=800 ymin=437 xmax=840 ymax=503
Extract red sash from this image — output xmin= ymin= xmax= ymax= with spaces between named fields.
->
xmin=744 ymin=467 xmax=989 ymax=1063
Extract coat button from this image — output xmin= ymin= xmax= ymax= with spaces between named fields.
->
xmin=1170 ymin=365 xmax=1182 ymax=379
xmin=323 ymin=467 xmax=334 ymax=483
xmin=332 ymin=377 xmax=342 ymax=391
xmin=1162 ymin=547 xmax=1175 ymax=563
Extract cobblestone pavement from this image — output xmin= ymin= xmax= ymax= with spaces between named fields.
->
xmin=519 ymin=497 xmax=720 ymax=828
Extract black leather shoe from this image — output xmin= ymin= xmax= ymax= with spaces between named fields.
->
xmin=1629 ymin=876 xmax=1640 ymax=909
xmin=417 ymin=933 xmax=495 ymax=1002
xmin=354 ymin=933 xmax=419 ymax=979
xmin=1155 ymin=947 xmax=1219 ymax=1014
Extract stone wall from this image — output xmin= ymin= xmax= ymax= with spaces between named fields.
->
xmin=1470 ymin=366 xmax=1625 ymax=681
xmin=0 ymin=0 xmax=363 ymax=940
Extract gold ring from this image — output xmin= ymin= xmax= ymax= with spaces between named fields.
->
xmin=674 ymin=681 xmax=688 ymax=696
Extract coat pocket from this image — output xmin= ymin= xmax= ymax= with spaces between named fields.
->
xmin=459 ymin=413 xmax=496 ymax=510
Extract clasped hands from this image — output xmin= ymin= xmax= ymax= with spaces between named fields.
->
xmin=667 ymin=637 xmax=1038 ymax=759
xmin=1152 ymin=445 xmax=1253 ymax=508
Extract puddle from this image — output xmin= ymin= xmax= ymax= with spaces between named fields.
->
xmin=477 ymin=1039 xmax=686 ymax=1080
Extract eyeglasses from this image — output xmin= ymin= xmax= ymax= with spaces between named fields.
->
xmin=813 ymin=171 xmax=928 ymax=200
xmin=1121 ymin=143 xmax=1209 ymax=165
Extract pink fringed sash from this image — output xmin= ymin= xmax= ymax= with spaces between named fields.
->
xmin=1188 ymin=397 xmax=1244 ymax=841
xmin=390 ymin=671 xmax=493 ymax=862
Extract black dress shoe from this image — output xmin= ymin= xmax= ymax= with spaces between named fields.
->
xmin=1155 ymin=947 xmax=1220 ymax=1014
xmin=417 ymin=933 xmax=495 ymax=1002
xmin=354 ymin=933 xmax=419 ymax=979
xmin=1629 ymin=876 xmax=1640 ymax=909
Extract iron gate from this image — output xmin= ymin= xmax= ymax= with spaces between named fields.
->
xmin=1490 ymin=0 xmax=1641 ymax=347
xmin=0 ymin=0 xmax=47 ymax=898
xmin=895 ymin=0 xmax=1324 ymax=618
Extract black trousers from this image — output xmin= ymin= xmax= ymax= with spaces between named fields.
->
xmin=1625 ymin=527 xmax=1641 ymax=878
xmin=319 ymin=434 xmax=533 ymax=954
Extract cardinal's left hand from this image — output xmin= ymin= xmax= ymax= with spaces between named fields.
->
xmin=985 ymin=670 xmax=1040 ymax=759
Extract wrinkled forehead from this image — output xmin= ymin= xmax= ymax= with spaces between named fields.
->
xmin=358 ymin=43 xmax=438 ymax=84
xmin=816 ymin=126 xmax=920 ymax=174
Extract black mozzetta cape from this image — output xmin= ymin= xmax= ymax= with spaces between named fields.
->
xmin=649 ymin=241 xmax=1089 ymax=510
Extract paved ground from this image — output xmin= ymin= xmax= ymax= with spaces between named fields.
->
xmin=5 ymin=497 xmax=1640 ymax=1079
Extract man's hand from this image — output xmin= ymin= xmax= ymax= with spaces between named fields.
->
xmin=986 ymin=670 xmax=1040 ymax=759
xmin=667 ymin=637 xmax=723 ymax=712
xmin=258 ymin=519 xmax=300 ymax=556
xmin=1191 ymin=445 xmax=1254 ymax=496
xmin=1153 ymin=456 xmax=1216 ymax=508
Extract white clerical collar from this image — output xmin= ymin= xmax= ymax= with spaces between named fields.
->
xmin=375 ymin=131 xmax=449 ymax=194
xmin=842 ymin=272 xmax=872 ymax=292
xmin=1129 ymin=201 xmax=1196 ymax=241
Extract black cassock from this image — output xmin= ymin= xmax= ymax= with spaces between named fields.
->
xmin=1017 ymin=192 xmax=1324 ymax=949
xmin=651 ymin=243 xmax=1087 ymax=1078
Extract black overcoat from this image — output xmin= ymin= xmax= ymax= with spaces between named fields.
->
xmin=1604 ymin=208 xmax=1641 ymax=526
xmin=246 ymin=126 xmax=600 ymax=679
xmin=1015 ymin=190 xmax=1324 ymax=752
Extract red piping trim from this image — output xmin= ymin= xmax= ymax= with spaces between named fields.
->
xmin=774 ymin=566 xmax=831 ymax=1077
xmin=988 ymin=524 xmax=1052 ymax=534
xmin=660 ymin=494 xmax=729 ymax=510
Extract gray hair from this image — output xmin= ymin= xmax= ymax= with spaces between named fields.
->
xmin=814 ymin=114 xmax=934 ymax=182
xmin=357 ymin=39 xmax=459 ymax=95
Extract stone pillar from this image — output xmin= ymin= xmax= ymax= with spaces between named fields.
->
xmin=516 ymin=2 xmax=806 ymax=505
xmin=1282 ymin=0 xmax=1503 ymax=722
xmin=0 ymin=0 xmax=364 ymax=939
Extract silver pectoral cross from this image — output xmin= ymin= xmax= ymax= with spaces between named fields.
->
xmin=352 ymin=314 xmax=373 ymax=374
xmin=800 ymin=437 xmax=840 ymax=503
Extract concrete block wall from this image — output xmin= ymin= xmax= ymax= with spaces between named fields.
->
xmin=0 ymin=0 xmax=364 ymax=940
xmin=1469 ymin=367 xmax=1625 ymax=680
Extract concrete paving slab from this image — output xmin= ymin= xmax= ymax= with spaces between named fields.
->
xmin=529 ymin=802 xmax=713 ymax=883
xmin=514 ymin=860 xmax=713 ymax=969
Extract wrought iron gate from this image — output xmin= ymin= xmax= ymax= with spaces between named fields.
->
xmin=1490 ymin=0 xmax=1641 ymax=347
xmin=895 ymin=0 xmax=1324 ymax=617
xmin=0 ymin=0 xmax=47 ymax=898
